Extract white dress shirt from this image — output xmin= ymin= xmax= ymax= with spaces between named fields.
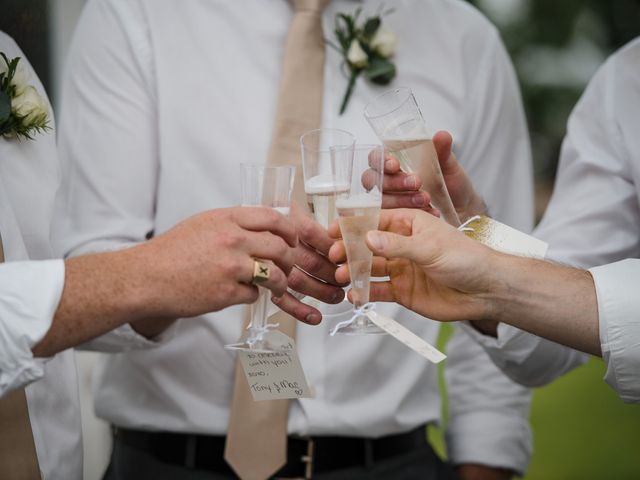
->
xmin=0 ymin=32 xmax=82 ymax=480
xmin=464 ymin=37 xmax=640 ymax=403
xmin=54 ymin=0 xmax=534 ymax=471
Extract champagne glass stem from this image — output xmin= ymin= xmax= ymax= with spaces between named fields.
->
xmin=250 ymin=286 xmax=269 ymax=331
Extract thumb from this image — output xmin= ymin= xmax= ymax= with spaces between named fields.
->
xmin=433 ymin=130 xmax=454 ymax=174
xmin=366 ymin=230 xmax=417 ymax=260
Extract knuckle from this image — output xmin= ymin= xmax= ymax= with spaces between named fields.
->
xmin=297 ymin=249 xmax=322 ymax=273
xmin=263 ymin=208 xmax=280 ymax=224
xmin=287 ymin=269 xmax=307 ymax=291
xmin=221 ymin=256 xmax=243 ymax=277
xmin=223 ymin=230 xmax=246 ymax=249
xmin=274 ymin=238 xmax=290 ymax=259
xmin=297 ymin=218 xmax=317 ymax=241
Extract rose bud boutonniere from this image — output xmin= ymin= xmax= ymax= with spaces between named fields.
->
xmin=0 ymin=53 xmax=51 ymax=141
xmin=329 ymin=6 xmax=397 ymax=114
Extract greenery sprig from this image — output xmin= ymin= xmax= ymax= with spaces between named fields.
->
xmin=0 ymin=53 xmax=50 ymax=141
xmin=329 ymin=6 xmax=397 ymax=115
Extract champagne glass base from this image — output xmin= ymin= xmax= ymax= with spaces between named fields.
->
xmin=224 ymin=331 xmax=292 ymax=353
xmin=331 ymin=318 xmax=387 ymax=335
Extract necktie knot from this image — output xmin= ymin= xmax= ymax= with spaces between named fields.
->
xmin=294 ymin=0 xmax=330 ymax=13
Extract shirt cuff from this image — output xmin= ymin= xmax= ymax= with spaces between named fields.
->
xmin=78 ymin=321 xmax=177 ymax=353
xmin=0 ymin=260 xmax=65 ymax=395
xmin=590 ymin=260 xmax=640 ymax=403
xmin=446 ymin=410 xmax=532 ymax=475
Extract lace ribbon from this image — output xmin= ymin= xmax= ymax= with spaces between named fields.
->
xmin=457 ymin=215 xmax=481 ymax=233
xmin=329 ymin=303 xmax=376 ymax=336
xmin=246 ymin=322 xmax=281 ymax=347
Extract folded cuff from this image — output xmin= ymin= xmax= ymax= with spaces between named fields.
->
xmin=445 ymin=410 xmax=532 ymax=475
xmin=0 ymin=260 xmax=65 ymax=395
xmin=590 ymin=260 xmax=640 ymax=403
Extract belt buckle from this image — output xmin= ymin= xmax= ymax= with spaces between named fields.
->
xmin=275 ymin=437 xmax=314 ymax=480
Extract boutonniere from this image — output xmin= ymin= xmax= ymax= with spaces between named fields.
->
xmin=330 ymin=6 xmax=397 ymax=115
xmin=0 ymin=53 xmax=50 ymax=140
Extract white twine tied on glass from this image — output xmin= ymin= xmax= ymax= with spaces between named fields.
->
xmin=246 ymin=322 xmax=281 ymax=347
xmin=457 ymin=215 xmax=481 ymax=233
xmin=330 ymin=302 xmax=377 ymax=336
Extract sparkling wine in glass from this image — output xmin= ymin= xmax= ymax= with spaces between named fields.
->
xmin=332 ymin=145 xmax=386 ymax=335
xmin=364 ymin=87 xmax=461 ymax=227
xmin=225 ymin=163 xmax=295 ymax=352
xmin=301 ymin=128 xmax=355 ymax=229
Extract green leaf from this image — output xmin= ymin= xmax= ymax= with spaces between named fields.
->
xmin=363 ymin=17 xmax=381 ymax=38
xmin=365 ymin=57 xmax=396 ymax=85
xmin=0 ymin=90 xmax=10 ymax=123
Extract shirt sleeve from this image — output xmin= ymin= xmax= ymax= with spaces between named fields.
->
xmin=460 ymin=322 xmax=589 ymax=387
xmin=590 ymin=259 xmax=640 ymax=403
xmin=51 ymin=0 xmax=165 ymax=352
xmin=52 ymin=0 xmax=157 ymax=258
xmin=444 ymin=22 xmax=534 ymax=474
xmin=468 ymin=52 xmax=638 ymax=387
xmin=0 ymin=260 xmax=65 ymax=396
xmin=445 ymin=326 xmax=532 ymax=474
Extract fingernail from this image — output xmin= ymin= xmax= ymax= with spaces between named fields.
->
xmin=412 ymin=194 xmax=427 ymax=207
xmin=404 ymin=176 xmax=418 ymax=189
xmin=367 ymin=231 xmax=386 ymax=251
xmin=305 ymin=313 xmax=321 ymax=324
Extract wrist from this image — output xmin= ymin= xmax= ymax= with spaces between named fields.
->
xmin=115 ymin=243 xmax=174 ymax=320
xmin=472 ymin=250 xmax=512 ymax=323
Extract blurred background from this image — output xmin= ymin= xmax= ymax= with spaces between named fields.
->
xmin=2 ymin=0 xmax=639 ymax=478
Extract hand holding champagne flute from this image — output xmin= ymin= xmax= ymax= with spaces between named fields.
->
xmin=364 ymin=87 xmax=461 ymax=227
xmin=225 ymin=163 xmax=295 ymax=352
xmin=331 ymin=145 xmax=386 ymax=335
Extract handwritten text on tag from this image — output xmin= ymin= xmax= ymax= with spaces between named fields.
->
xmin=237 ymin=331 xmax=312 ymax=401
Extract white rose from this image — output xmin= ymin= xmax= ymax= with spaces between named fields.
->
xmin=11 ymin=63 xmax=31 ymax=96
xmin=347 ymin=39 xmax=368 ymax=68
xmin=370 ymin=28 xmax=397 ymax=58
xmin=12 ymin=85 xmax=49 ymax=127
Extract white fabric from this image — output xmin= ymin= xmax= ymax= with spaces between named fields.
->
xmin=0 ymin=261 xmax=64 ymax=394
xmin=53 ymin=0 xmax=534 ymax=471
xmin=464 ymin=38 xmax=640 ymax=401
xmin=0 ymin=31 xmax=82 ymax=480
xmin=590 ymin=260 xmax=640 ymax=403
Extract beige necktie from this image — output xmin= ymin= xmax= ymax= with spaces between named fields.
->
xmin=0 ymin=235 xmax=42 ymax=480
xmin=225 ymin=1 xmax=328 ymax=478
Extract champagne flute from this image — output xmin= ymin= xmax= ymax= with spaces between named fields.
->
xmin=364 ymin=87 xmax=461 ymax=227
xmin=225 ymin=163 xmax=295 ymax=352
xmin=301 ymin=129 xmax=355 ymax=229
xmin=331 ymin=145 xmax=386 ymax=335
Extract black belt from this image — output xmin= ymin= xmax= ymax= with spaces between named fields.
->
xmin=114 ymin=425 xmax=431 ymax=478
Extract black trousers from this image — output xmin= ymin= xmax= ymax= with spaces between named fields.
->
xmin=103 ymin=432 xmax=459 ymax=480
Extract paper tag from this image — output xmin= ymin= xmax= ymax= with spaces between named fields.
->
xmin=237 ymin=331 xmax=312 ymax=401
xmin=367 ymin=311 xmax=447 ymax=364
xmin=462 ymin=215 xmax=548 ymax=259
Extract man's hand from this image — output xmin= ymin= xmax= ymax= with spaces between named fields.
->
xmin=271 ymin=205 xmax=346 ymax=325
xmin=328 ymin=208 xmax=497 ymax=322
xmin=33 ymin=206 xmax=299 ymax=357
xmin=380 ymin=131 xmax=487 ymax=221
xmin=135 ymin=206 xmax=297 ymax=319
